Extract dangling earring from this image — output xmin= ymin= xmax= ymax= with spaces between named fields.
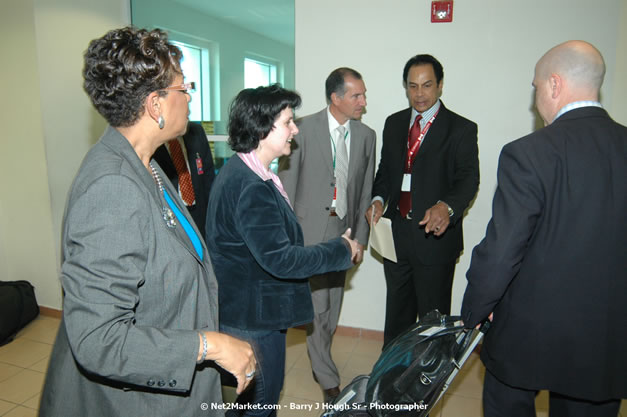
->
xmin=158 ymin=116 xmax=165 ymax=129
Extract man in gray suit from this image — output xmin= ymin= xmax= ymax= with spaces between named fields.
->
xmin=279 ymin=67 xmax=376 ymax=402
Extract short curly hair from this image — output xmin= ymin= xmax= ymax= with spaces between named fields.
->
xmin=228 ymin=84 xmax=301 ymax=153
xmin=83 ymin=26 xmax=182 ymax=127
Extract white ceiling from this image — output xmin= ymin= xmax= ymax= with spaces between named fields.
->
xmin=171 ymin=0 xmax=294 ymax=46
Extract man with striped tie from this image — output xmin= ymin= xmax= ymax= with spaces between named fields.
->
xmin=279 ymin=67 xmax=376 ymax=403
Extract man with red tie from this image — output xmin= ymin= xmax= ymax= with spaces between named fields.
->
xmin=367 ymin=54 xmax=479 ymax=347
xmin=153 ymin=121 xmax=215 ymax=241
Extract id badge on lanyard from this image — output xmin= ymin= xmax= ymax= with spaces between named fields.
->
xmin=401 ymin=173 xmax=411 ymax=192
xmin=403 ymin=110 xmax=439 ymax=192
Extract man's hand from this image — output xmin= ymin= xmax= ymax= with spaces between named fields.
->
xmin=366 ymin=201 xmax=383 ymax=226
xmin=419 ymin=201 xmax=450 ymax=236
xmin=341 ymin=228 xmax=360 ymax=263
xmin=476 ymin=312 xmax=494 ymax=329
xmin=354 ymin=243 xmax=365 ymax=264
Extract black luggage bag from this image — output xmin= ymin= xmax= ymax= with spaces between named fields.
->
xmin=0 ymin=280 xmax=40 ymax=346
xmin=322 ymin=310 xmax=488 ymax=417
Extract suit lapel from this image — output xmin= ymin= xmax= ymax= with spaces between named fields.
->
xmin=395 ymin=109 xmax=413 ymax=178
xmin=153 ymin=160 xmax=206 ymax=265
xmin=415 ymin=103 xmax=450 ymax=157
xmin=347 ymin=121 xmax=363 ymax=182
xmin=103 ymin=128 xmax=205 ymax=265
xmin=313 ymin=110 xmax=335 ymax=176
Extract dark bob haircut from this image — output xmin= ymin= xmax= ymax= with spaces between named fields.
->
xmin=83 ymin=26 xmax=182 ymax=127
xmin=402 ymin=54 xmax=444 ymax=86
xmin=325 ymin=67 xmax=363 ymax=102
xmin=228 ymin=84 xmax=301 ymax=153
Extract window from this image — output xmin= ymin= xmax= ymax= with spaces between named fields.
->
xmin=172 ymin=40 xmax=211 ymax=122
xmin=245 ymin=57 xmax=277 ymax=88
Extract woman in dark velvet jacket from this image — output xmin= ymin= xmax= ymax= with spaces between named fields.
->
xmin=206 ymin=84 xmax=358 ymax=416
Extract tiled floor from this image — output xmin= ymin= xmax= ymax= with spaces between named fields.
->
xmin=1 ymin=316 xmax=625 ymax=416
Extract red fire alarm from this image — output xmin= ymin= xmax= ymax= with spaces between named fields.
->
xmin=431 ymin=0 xmax=453 ymax=23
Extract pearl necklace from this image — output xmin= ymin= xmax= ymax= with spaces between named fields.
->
xmin=149 ymin=162 xmax=177 ymax=228
xmin=149 ymin=162 xmax=164 ymax=192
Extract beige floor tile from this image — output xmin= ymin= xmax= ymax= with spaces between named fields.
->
xmin=339 ymin=369 xmax=371 ymax=387
xmin=0 ymin=339 xmax=52 ymax=368
xmin=330 ymin=335 xmax=359 ymax=355
xmin=331 ymin=351 xmax=353 ymax=373
xmin=283 ymin=367 xmax=324 ymax=403
xmin=286 ymin=328 xmax=307 ymax=346
xmin=0 ymin=399 xmax=17 ymax=416
xmin=16 ymin=317 xmax=60 ymax=345
xmin=446 ymin=353 xmax=484 ymax=399
xmin=0 ymin=363 xmax=23 ymax=384
xmin=429 ymin=399 xmax=443 ymax=417
xmin=439 ymin=393 xmax=483 ymax=417
xmin=2 ymin=406 xmax=38 ymax=417
xmin=285 ymin=344 xmax=307 ymax=373
xmin=20 ymin=392 xmax=40 ymax=410
xmin=290 ymin=351 xmax=353 ymax=391
xmin=352 ymin=338 xmax=383 ymax=356
xmin=0 ymin=369 xmax=45 ymax=404
xmin=535 ymin=390 xmax=549 ymax=410
xmin=340 ymin=353 xmax=377 ymax=378
xmin=27 ymin=356 xmax=50 ymax=374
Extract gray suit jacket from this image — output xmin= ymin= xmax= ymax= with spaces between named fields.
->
xmin=279 ymin=108 xmax=376 ymax=246
xmin=40 ymin=127 xmax=223 ymax=416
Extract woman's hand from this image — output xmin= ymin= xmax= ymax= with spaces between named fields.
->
xmin=341 ymin=228 xmax=361 ymax=263
xmin=200 ymin=332 xmax=257 ymax=394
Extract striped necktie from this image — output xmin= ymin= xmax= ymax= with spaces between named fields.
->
xmin=334 ymin=125 xmax=348 ymax=219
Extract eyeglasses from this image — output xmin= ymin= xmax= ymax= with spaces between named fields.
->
xmin=160 ymin=82 xmax=196 ymax=94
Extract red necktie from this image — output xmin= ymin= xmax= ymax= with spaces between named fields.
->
xmin=399 ymin=115 xmax=422 ymax=218
xmin=167 ymin=139 xmax=196 ymax=206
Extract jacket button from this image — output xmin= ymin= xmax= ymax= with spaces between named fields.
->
xmin=325 ymin=207 xmax=330 ymax=211
xmin=147 ymin=379 xmax=155 ymax=386
xmin=169 ymin=379 xmax=177 ymax=387
xmin=158 ymin=380 xmax=166 ymax=387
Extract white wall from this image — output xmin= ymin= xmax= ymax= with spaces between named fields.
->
xmin=0 ymin=0 xmax=129 ymax=308
xmin=2 ymin=0 xmax=625 ymax=322
xmin=1 ymin=0 xmax=59 ymax=307
xmin=294 ymin=0 xmax=627 ymax=330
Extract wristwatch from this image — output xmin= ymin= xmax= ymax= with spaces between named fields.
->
xmin=437 ymin=200 xmax=454 ymax=218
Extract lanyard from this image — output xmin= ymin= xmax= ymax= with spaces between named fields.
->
xmin=405 ymin=109 xmax=439 ymax=172
xmin=330 ymin=128 xmax=349 ymax=170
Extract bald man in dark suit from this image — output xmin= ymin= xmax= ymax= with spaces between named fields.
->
xmin=462 ymin=40 xmax=627 ymax=417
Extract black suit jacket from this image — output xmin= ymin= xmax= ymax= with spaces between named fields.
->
xmin=372 ymin=102 xmax=479 ymax=264
xmin=153 ymin=122 xmax=215 ymax=240
xmin=461 ymin=107 xmax=627 ymax=401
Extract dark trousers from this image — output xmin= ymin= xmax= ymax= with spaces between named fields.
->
xmin=220 ymin=325 xmax=286 ymax=417
xmin=483 ymin=369 xmax=621 ymax=417
xmin=382 ymin=217 xmax=455 ymax=347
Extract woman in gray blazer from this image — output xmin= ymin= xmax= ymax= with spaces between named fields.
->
xmin=39 ymin=27 xmax=255 ymax=417
xmin=205 ymin=85 xmax=359 ymax=416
